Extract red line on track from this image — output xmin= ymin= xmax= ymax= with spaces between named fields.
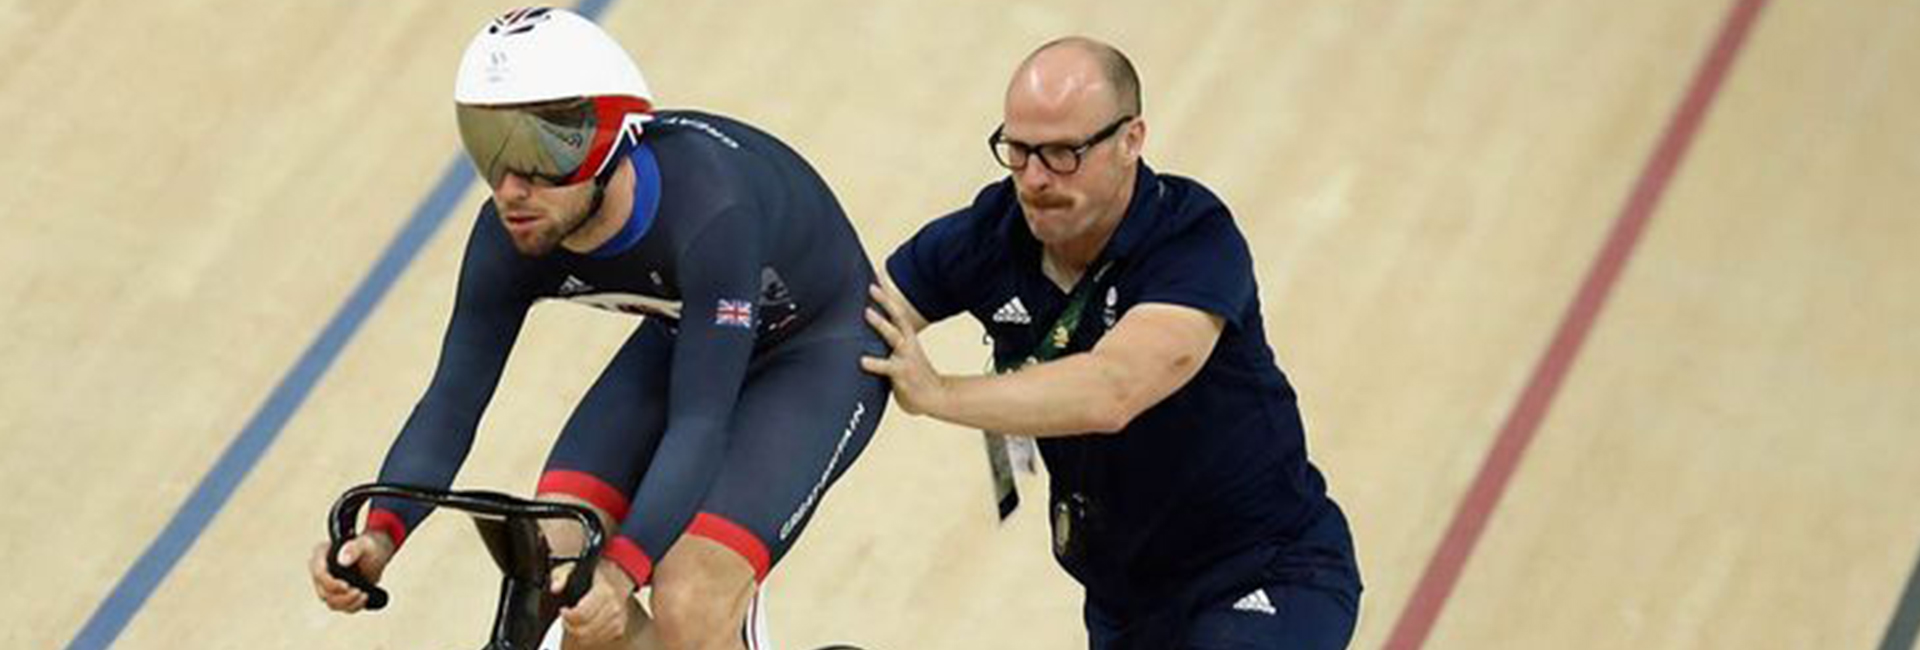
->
xmin=1381 ymin=1 xmax=1770 ymax=648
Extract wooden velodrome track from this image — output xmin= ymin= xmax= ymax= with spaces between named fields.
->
xmin=3 ymin=0 xmax=1916 ymax=648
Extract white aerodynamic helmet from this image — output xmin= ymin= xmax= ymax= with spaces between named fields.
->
xmin=453 ymin=7 xmax=654 ymax=188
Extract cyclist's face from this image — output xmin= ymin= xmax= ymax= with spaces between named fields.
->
xmin=489 ymin=172 xmax=596 ymax=256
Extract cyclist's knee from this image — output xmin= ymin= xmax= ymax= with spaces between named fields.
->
xmin=650 ymin=543 xmax=755 ymax=647
xmin=650 ymin=574 xmax=741 ymax=627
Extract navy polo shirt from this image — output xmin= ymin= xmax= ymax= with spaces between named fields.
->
xmin=888 ymin=162 xmax=1358 ymax=617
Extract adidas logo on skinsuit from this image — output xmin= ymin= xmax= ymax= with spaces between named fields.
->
xmin=992 ymin=297 xmax=1032 ymax=324
xmin=1231 ymin=588 xmax=1277 ymax=616
xmin=559 ymin=275 xmax=593 ymax=295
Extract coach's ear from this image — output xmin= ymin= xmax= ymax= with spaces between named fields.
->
xmin=1120 ymin=116 xmax=1147 ymax=163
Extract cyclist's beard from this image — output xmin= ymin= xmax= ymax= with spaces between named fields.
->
xmin=499 ymin=190 xmax=596 ymax=257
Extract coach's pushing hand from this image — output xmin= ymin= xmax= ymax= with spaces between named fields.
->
xmin=861 ymin=282 xmax=946 ymax=416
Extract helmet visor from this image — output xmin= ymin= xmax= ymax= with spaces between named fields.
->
xmin=456 ymin=98 xmax=597 ymax=188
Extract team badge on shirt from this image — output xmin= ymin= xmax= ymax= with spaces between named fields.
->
xmin=714 ymin=299 xmax=755 ymax=328
xmin=1103 ymin=287 xmax=1119 ymax=328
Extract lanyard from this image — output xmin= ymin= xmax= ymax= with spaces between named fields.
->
xmin=980 ymin=258 xmax=1117 ymax=523
xmin=995 ymin=259 xmax=1116 ymax=373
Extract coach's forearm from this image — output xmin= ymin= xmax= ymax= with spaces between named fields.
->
xmin=925 ymin=352 xmax=1134 ymax=437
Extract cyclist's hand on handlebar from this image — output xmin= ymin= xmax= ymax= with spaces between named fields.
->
xmin=555 ymin=560 xmax=635 ymax=645
xmin=309 ymin=533 xmax=395 ymax=613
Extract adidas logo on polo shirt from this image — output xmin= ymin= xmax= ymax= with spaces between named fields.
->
xmin=1231 ymin=588 xmax=1277 ymax=615
xmin=992 ymin=297 xmax=1032 ymax=324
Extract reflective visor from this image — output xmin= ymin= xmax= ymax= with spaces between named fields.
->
xmin=456 ymin=98 xmax=596 ymax=188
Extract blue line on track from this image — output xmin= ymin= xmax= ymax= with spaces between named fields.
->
xmin=1881 ymin=544 xmax=1920 ymax=650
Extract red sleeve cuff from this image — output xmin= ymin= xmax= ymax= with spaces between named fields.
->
xmin=365 ymin=508 xmax=409 ymax=549
xmin=605 ymin=536 xmax=654 ymax=588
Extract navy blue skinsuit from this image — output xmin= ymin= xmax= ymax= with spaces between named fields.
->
xmin=366 ymin=110 xmax=888 ymax=586
xmin=889 ymin=163 xmax=1362 ymax=649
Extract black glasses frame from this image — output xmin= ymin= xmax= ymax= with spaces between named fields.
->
xmin=989 ymin=115 xmax=1135 ymax=174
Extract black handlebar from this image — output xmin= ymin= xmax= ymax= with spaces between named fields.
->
xmin=325 ymin=483 xmax=606 ymax=612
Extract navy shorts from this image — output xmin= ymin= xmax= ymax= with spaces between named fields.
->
xmin=536 ymin=318 xmax=887 ymax=581
xmin=1085 ymin=505 xmax=1362 ymax=650
xmin=1086 ymin=580 xmax=1358 ymax=650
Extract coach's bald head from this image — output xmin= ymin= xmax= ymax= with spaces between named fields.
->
xmin=1007 ymin=36 xmax=1142 ymax=123
xmin=999 ymin=37 xmax=1146 ymax=253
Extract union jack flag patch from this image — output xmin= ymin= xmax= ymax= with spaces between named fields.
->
xmin=714 ymin=299 xmax=754 ymax=329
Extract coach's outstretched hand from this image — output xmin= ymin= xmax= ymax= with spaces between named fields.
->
xmin=861 ymin=282 xmax=945 ymax=416
xmin=553 ymin=559 xmax=637 ymax=646
xmin=308 ymin=533 xmax=395 ymax=613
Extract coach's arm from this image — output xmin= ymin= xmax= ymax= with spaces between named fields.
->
xmin=861 ymin=280 xmax=1222 ymax=437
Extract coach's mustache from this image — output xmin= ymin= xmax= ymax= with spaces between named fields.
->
xmin=1023 ymin=193 xmax=1074 ymax=210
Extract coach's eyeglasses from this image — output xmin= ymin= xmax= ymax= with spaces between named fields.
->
xmin=989 ymin=115 xmax=1135 ymax=175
